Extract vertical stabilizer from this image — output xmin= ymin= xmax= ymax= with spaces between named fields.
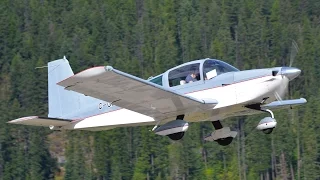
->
xmin=48 ymin=57 xmax=80 ymax=118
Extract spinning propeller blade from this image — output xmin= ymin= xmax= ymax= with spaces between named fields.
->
xmin=274 ymin=40 xmax=300 ymax=101
xmin=290 ymin=40 xmax=299 ymax=67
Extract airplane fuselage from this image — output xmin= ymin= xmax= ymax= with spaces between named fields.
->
xmin=7 ymin=57 xmax=305 ymax=146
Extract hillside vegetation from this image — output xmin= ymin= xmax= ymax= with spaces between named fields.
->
xmin=1 ymin=0 xmax=320 ymax=179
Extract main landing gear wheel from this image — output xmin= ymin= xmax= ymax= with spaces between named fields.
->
xmin=216 ymin=137 xmax=233 ymax=146
xmin=204 ymin=120 xmax=237 ymax=146
xmin=167 ymin=132 xmax=185 ymax=140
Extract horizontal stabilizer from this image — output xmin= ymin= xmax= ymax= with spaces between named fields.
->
xmin=8 ymin=116 xmax=72 ymax=127
xmin=262 ymin=98 xmax=307 ymax=110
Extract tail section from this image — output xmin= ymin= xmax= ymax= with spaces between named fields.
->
xmin=48 ymin=57 xmax=80 ymax=118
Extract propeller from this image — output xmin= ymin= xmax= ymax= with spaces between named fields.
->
xmin=290 ymin=40 xmax=299 ymax=67
xmin=274 ymin=40 xmax=300 ymax=102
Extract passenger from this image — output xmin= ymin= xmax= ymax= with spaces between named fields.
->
xmin=185 ymin=71 xmax=198 ymax=83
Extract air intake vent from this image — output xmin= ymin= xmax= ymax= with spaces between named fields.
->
xmin=272 ymin=71 xmax=278 ymax=76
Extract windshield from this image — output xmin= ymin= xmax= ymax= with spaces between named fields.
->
xmin=149 ymin=75 xmax=163 ymax=86
xmin=203 ymin=60 xmax=239 ymax=80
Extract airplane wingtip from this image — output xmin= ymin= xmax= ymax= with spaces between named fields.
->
xmin=300 ymin=98 xmax=307 ymax=103
xmin=8 ymin=116 xmax=39 ymax=124
xmin=105 ymin=66 xmax=114 ymax=71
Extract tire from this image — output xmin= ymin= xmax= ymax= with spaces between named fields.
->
xmin=262 ymin=128 xmax=273 ymax=134
xmin=216 ymin=137 xmax=233 ymax=146
xmin=167 ymin=132 xmax=185 ymax=140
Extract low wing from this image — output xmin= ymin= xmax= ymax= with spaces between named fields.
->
xmin=8 ymin=116 xmax=72 ymax=127
xmin=261 ymin=98 xmax=307 ymax=110
xmin=58 ymin=66 xmax=218 ymax=119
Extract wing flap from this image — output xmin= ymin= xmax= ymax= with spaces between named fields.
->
xmin=8 ymin=116 xmax=72 ymax=127
xmin=58 ymin=66 xmax=218 ymax=119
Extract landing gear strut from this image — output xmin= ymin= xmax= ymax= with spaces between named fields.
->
xmin=246 ymin=104 xmax=277 ymax=134
xmin=205 ymin=120 xmax=237 ymax=146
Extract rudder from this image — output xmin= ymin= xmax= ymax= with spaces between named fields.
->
xmin=48 ymin=57 xmax=80 ymax=118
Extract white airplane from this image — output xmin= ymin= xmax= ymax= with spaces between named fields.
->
xmin=8 ymin=57 xmax=306 ymax=146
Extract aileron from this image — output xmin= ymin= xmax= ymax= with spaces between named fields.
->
xmin=8 ymin=116 xmax=73 ymax=127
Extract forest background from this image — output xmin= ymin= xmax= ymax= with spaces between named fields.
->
xmin=0 ymin=0 xmax=320 ymax=179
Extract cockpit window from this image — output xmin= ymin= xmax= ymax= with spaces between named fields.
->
xmin=203 ymin=60 xmax=238 ymax=80
xmin=168 ymin=63 xmax=200 ymax=87
xmin=150 ymin=75 xmax=162 ymax=86
xmin=149 ymin=75 xmax=163 ymax=86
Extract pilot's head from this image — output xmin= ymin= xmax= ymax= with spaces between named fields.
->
xmin=191 ymin=71 xmax=197 ymax=78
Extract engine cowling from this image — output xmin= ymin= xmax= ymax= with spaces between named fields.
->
xmin=256 ymin=117 xmax=277 ymax=130
xmin=154 ymin=120 xmax=189 ymax=136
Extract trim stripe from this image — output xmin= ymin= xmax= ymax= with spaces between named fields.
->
xmin=187 ymin=75 xmax=272 ymax=94
xmin=71 ymin=108 xmax=122 ymax=122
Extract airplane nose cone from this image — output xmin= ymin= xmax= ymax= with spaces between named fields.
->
xmin=281 ymin=67 xmax=301 ymax=81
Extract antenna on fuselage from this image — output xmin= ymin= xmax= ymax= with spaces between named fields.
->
xmin=35 ymin=65 xmax=48 ymax=69
xmin=35 ymin=56 xmax=67 ymax=69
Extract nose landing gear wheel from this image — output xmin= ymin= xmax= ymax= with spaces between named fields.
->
xmin=262 ymin=128 xmax=274 ymax=134
xmin=167 ymin=132 xmax=185 ymax=140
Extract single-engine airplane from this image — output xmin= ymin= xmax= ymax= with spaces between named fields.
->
xmin=8 ymin=57 xmax=307 ymax=146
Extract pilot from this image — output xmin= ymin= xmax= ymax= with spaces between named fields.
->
xmin=185 ymin=71 xmax=198 ymax=83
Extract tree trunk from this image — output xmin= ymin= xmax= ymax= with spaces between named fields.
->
xmin=238 ymin=119 xmax=242 ymax=180
xmin=241 ymin=119 xmax=247 ymax=180
xmin=235 ymin=25 xmax=241 ymax=69
xmin=290 ymin=162 xmax=295 ymax=180
xmin=271 ymin=135 xmax=276 ymax=179
xmin=297 ymin=118 xmax=301 ymax=180
xmin=151 ymin=154 xmax=154 ymax=175
xmin=135 ymin=0 xmax=144 ymax=76
xmin=280 ymin=151 xmax=288 ymax=180
xmin=223 ymin=152 xmax=227 ymax=178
